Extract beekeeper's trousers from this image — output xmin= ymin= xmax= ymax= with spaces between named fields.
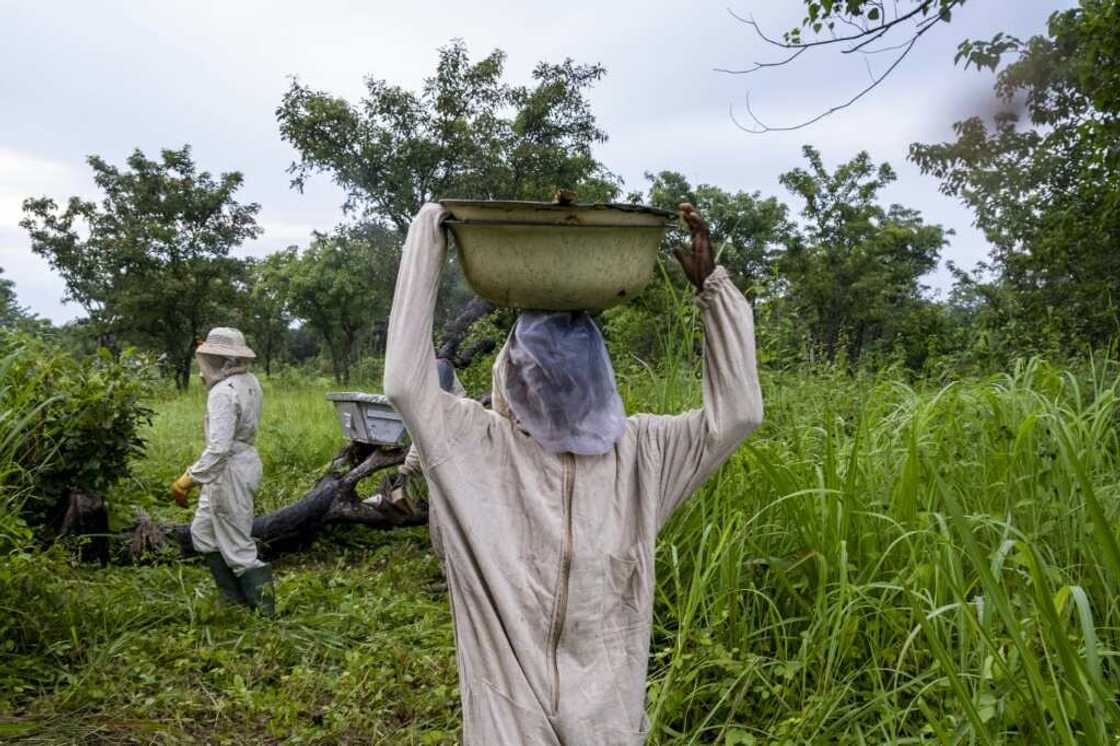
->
xmin=189 ymin=448 xmax=264 ymax=576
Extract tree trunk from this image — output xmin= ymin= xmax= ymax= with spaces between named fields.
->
xmin=123 ymin=442 xmax=422 ymax=562
xmin=177 ymin=353 xmax=192 ymax=391
xmin=58 ymin=489 xmax=110 ymax=566
xmin=437 ymin=296 xmax=497 ymax=365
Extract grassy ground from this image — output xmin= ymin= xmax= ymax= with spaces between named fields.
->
xmin=4 ymin=357 xmax=1120 ymax=743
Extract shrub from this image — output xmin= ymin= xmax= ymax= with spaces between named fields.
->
xmin=0 ymin=331 xmax=155 ymax=530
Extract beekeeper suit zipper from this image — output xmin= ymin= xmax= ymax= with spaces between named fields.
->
xmin=547 ymin=452 xmax=576 ymax=715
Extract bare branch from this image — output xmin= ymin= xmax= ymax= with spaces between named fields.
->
xmin=843 ymin=25 xmax=894 ymax=54
xmin=730 ymin=28 xmax=923 ymax=134
xmin=836 ymin=14 xmax=870 ymax=35
xmin=724 ymin=0 xmax=962 ymax=134
xmin=856 ymin=40 xmax=915 ymax=56
xmin=714 ymin=47 xmax=808 ymax=75
xmin=341 ymin=446 xmax=405 ymax=489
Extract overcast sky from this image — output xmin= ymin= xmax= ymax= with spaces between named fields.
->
xmin=1 ymin=0 xmax=1069 ymax=323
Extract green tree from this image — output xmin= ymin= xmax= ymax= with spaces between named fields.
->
xmin=0 ymin=268 xmax=46 ymax=333
xmin=640 ymin=171 xmax=791 ymax=290
xmin=20 ymin=147 xmax=261 ymax=388
xmin=277 ymin=39 xmax=619 ymax=234
xmin=911 ymin=0 xmax=1120 ymax=349
xmin=236 ymin=250 xmax=295 ymax=376
xmin=602 ymin=173 xmax=791 ymax=369
xmin=0 ymin=269 xmax=23 ymax=327
xmin=284 ymin=223 xmax=401 ymax=383
xmin=777 ymin=146 xmax=947 ymax=363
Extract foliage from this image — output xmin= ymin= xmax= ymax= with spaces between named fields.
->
xmin=0 ymin=268 xmax=19 ymax=324
xmin=614 ymin=155 xmax=948 ymax=373
xmin=640 ymin=171 xmax=791 ymax=290
xmin=601 ymin=268 xmax=687 ymax=374
xmin=235 ymin=250 xmax=296 ymax=377
xmin=0 ymin=268 xmax=48 ymax=335
xmin=644 ymin=355 xmax=1120 ymax=743
xmin=0 ymin=331 xmax=154 ymax=530
xmin=776 ymin=146 xmax=947 ymax=364
xmin=787 ymin=0 xmax=968 ymax=42
xmin=20 ymin=146 xmax=261 ymax=389
xmin=277 ymin=39 xmax=619 ymax=234
xmin=0 ymin=531 xmax=456 ymax=743
xmin=911 ymin=0 xmax=1120 ymax=351
xmin=283 ymin=223 xmax=401 ymax=384
xmin=5 ymin=348 xmax=1120 ymax=742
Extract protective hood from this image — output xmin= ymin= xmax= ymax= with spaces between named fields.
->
xmin=197 ymin=352 xmax=250 ymax=390
xmin=492 ymin=311 xmax=626 ymax=456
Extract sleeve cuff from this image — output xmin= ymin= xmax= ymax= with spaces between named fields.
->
xmin=694 ymin=266 xmax=732 ymax=309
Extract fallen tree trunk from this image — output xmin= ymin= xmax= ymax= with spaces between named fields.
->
xmin=125 ymin=441 xmax=424 ymax=562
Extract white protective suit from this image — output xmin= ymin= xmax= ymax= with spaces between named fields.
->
xmin=189 ymin=364 xmax=265 ymax=576
xmin=384 ymin=204 xmax=763 ymax=744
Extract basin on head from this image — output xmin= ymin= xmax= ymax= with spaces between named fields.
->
xmin=440 ymin=199 xmax=675 ymax=311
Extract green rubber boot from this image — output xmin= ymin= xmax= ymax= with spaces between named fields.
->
xmin=237 ymin=563 xmax=276 ymax=616
xmin=203 ymin=553 xmax=246 ymax=605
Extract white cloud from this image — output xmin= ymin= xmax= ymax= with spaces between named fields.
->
xmin=0 ymin=0 xmax=1069 ymax=322
xmin=0 ymin=149 xmax=87 ymax=227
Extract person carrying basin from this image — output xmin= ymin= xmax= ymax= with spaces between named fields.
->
xmin=384 ymin=201 xmax=763 ymax=744
xmin=170 ymin=327 xmax=274 ymax=616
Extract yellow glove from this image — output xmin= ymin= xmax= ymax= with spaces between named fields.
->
xmin=170 ymin=473 xmax=195 ymax=508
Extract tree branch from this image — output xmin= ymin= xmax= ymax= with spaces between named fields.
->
xmin=722 ymin=0 xmax=965 ymax=132
xmin=714 ymin=47 xmax=808 ymax=76
xmin=729 ymin=17 xmax=932 ymax=134
xmin=725 ymin=6 xmax=933 ymax=51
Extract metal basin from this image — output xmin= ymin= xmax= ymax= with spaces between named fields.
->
xmin=441 ymin=199 xmax=675 ymax=311
xmin=325 ymin=392 xmax=408 ymax=446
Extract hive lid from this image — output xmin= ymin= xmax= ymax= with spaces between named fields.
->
xmin=325 ymin=392 xmax=392 ymax=406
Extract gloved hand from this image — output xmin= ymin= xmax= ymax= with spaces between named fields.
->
xmin=170 ymin=472 xmax=195 ymax=508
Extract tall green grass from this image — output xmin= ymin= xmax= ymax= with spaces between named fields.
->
xmin=0 ymin=342 xmax=68 ymax=552
xmin=644 ymin=357 xmax=1120 ymax=743
xmin=3 ymin=320 xmax=1119 ymax=741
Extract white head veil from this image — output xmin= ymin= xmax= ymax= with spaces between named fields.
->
xmin=196 ymin=353 xmax=250 ymax=389
xmin=495 ymin=311 xmax=626 ymax=456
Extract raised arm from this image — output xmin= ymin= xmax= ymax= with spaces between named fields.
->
xmin=645 ymin=205 xmax=764 ymax=527
xmin=383 ymin=203 xmax=458 ymax=470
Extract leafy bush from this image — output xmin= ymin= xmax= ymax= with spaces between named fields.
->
xmin=0 ymin=331 xmax=155 ymax=529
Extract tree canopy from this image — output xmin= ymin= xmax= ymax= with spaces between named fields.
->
xmin=642 ymin=171 xmax=791 ymax=289
xmin=778 ymin=146 xmax=947 ymax=363
xmin=21 ymin=147 xmax=261 ymax=388
xmin=277 ymin=39 xmax=620 ymax=233
xmin=911 ymin=0 xmax=1120 ymax=349
xmin=282 ymin=223 xmax=401 ymax=383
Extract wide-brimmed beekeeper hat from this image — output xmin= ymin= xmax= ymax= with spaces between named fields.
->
xmin=196 ymin=327 xmax=256 ymax=359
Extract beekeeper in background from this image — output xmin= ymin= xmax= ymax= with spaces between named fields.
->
xmin=384 ymin=202 xmax=763 ymax=744
xmin=170 ymin=327 xmax=274 ymax=616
